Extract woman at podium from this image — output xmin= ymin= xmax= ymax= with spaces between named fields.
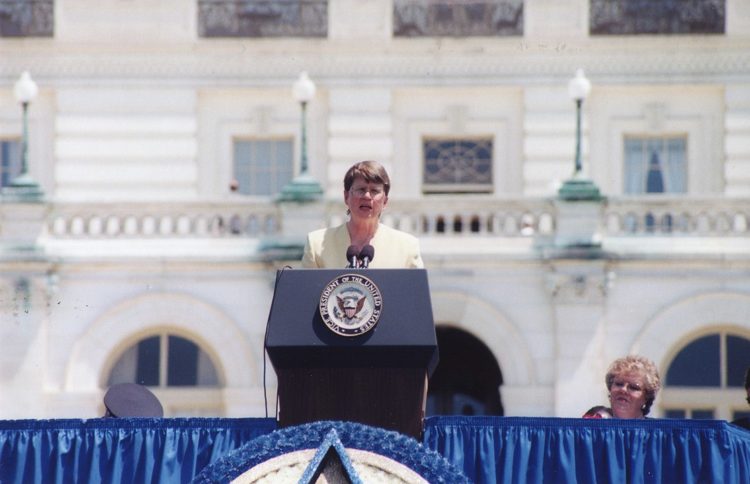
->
xmin=302 ymin=160 xmax=424 ymax=269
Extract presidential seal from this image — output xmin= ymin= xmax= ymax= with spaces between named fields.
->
xmin=319 ymin=274 xmax=383 ymax=337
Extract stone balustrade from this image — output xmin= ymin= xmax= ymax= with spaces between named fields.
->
xmin=2 ymin=197 xmax=746 ymax=243
xmin=603 ymin=197 xmax=749 ymax=237
xmin=45 ymin=201 xmax=281 ymax=239
xmin=366 ymin=197 xmax=556 ymax=237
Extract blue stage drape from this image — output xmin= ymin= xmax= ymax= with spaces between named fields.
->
xmin=0 ymin=418 xmax=276 ymax=484
xmin=1 ymin=416 xmax=749 ymax=483
xmin=422 ymin=416 xmax=750 ymax=484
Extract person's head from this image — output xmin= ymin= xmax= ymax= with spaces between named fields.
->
xmin=343 ymin=160 xmax=391 ymax=196
xmin=103 ymin=383 xmax=163 ymax=418
xmin=605 ymin=355 xmax=661 ymax=418
xmin=582 ymin=405 xmax=612 ymax=419
xmin=744 ymin=366 xmax=750 ymax=405
xmin=343 ymin=160 xmax=390 ymax=221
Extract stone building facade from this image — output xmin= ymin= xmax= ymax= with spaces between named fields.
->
xmin=1 ymin=0 xmax=749 ymax=421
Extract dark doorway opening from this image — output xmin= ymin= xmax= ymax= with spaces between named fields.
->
xmin=427 ymin=326 xmax=504 ymax=415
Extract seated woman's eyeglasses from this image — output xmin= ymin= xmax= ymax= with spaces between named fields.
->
xmin=612 ymin=380 xmax=643 ymax=393
xmin=350 ymin=187 xmax=384 ymax=198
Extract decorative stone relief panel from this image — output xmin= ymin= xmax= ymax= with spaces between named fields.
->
xmin=0 ymin=0 xmax=53 ymax=37
xmin=197 ymin=0 xmax=327 ymax=37
xmin=394 ymin=0 xmax=523 ymax=36
xmin=590 ymin=0 xmax=725 ymax=35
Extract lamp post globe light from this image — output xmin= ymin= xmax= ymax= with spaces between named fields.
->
xmin=568 ymin=68 xmax=591 ymax=176
xmin=292 ymin=71 xmax=316 ymax=177
xmin=278 ymin=71 xmax=323 ymax=202
xmin=558 ymin=68 xmax=601 ymax=202
xmin=5 ymin=71 xmax=44 ymax=200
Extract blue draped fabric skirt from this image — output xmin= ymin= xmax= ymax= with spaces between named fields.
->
xmin=423 ymin=416 xmax=750 ymax=484
xmin=1 ymin=416 xmax=748 ymax=483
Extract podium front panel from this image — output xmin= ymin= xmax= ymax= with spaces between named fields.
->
xmin=265 ymin=268 xmax=438 ymax=373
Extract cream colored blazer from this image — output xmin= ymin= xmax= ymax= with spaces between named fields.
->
xmin=301 ymin=223 xmax=424 ymax=269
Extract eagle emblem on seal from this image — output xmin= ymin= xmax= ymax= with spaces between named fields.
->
xmin=337 ymin=293 xmax=366 ymax=320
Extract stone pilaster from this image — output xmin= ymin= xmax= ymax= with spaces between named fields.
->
xmin=546 ymin=261 xmax=613 ymax=417
xmin=326 ymin=88 xmax=393 ymax=197
xmin=724 ymin=85 xmax=750 ymax=196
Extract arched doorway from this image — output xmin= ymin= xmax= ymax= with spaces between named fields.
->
xmin=427 ymin=326 xmax=504 ymax=416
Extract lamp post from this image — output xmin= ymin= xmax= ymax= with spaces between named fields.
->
xmin=5 ymin=71 xmax=44 ymax=200
xmin=292 ymin=71 xmax=315 ymax=177
xmin=568 ymin=68 xmax=591 ymax=177
xmin=558 ymin=68 xmax=601 ymax=201
xmin=278 ymin=71 xmax=323 ymax=201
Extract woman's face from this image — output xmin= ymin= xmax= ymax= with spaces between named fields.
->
xmin=344 ymin=176 xmax=388 ymax=223
xmin=608 ymin=371 xmax=648 ymax=419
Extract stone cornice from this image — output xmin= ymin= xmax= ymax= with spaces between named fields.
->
xmin=1 ymin=37 xmax=749 ymax=86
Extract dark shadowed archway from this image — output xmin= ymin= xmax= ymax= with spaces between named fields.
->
xmin=426 ymin=326 xmax=504 ymax=416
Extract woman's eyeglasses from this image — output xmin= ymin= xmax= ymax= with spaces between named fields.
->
xmin=611 ymin=380 xmax=643 ymax=393
xmin=350 ymin=187 xmax=384 ymax=198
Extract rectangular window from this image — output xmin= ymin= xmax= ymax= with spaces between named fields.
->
xmin=664 ymin=408 xmax=716 ymax=419
xmin=0 ymin=0 xmax=54 ymax=37
xmin=624 ymin=136 xmax=687 ymax=194
xmin=233 ymin=139 xmax=294 ymax=196
xmin=1 ymin=139 xmax=21 ymax=187
xmin=422 ymin=137 xmax=493 ymax=194
xmin=691 ymin=409 xmax=715 ymax=420
xmin=590 ymin=0 xmax=725 ymax=35
xmin=394 ymin=0 xmax=523 ymax=37
xmin=664 ymin=409 xmax=686 ymax=419
xmin=197 ymin=0 xmax=328 ymax=37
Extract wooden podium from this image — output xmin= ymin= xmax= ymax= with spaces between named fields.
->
xmin=264 ymin=269 xmax=438 ymax=438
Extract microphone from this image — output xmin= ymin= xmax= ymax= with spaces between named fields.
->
xmin=346 ymin=245 xmax=359 ymax=268
xmin=359 ymin=245 xmax=374 ymax=268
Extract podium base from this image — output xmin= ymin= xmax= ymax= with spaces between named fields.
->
xmin=277 ymin=367 xmax=427 ymax=439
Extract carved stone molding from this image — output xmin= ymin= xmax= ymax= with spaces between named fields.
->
xmin=545 ymin=263 xmax=615 ymax=303
xmin=1 ymin=39 xmax=748 ymax=85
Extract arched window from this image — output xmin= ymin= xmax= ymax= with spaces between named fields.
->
xmin=107 ymin=333 xmax=223 ymax=416
xmin=661 ymin=331 xmax=750 ymax=421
